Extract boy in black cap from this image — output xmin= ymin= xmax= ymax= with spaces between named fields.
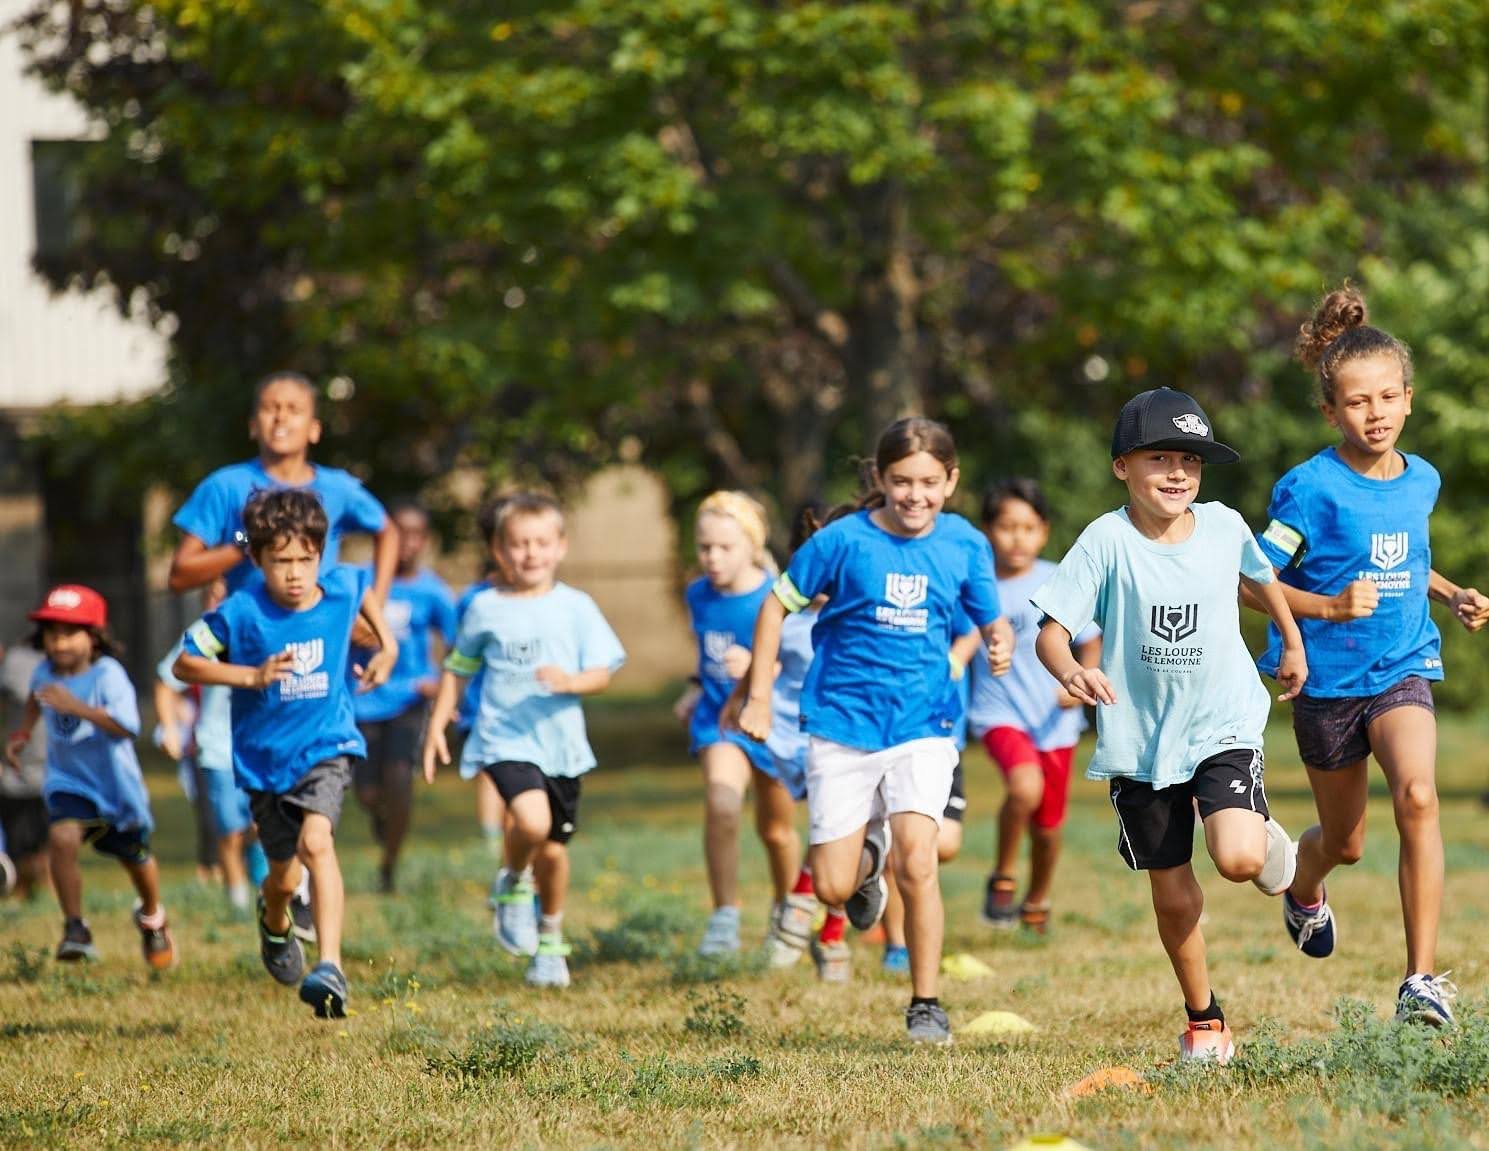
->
xmin=1029 ymin=388 xmax=1308 ymax=1063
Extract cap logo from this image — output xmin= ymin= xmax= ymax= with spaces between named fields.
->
xmin=48 ymin=589 xmax=83 ymax=610
xmin=1172 ymin=414 xmax=1208 ymax=437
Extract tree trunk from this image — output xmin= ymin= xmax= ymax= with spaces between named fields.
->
xmin=847 ymin=181 xmax=923 ymax=439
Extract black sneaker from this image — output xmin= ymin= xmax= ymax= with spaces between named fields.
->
xmin=289 ymin=892 xmax=317 ymax=944
xmin=258 ymin=899 xmax=306 ymax=986
xmin=299 ymin=961 xmax=349 ymax=1019
xmin=845 ymin=820 xmax=891 ymax=931
xmin=56 ymin=917 xmax=97 ymax=962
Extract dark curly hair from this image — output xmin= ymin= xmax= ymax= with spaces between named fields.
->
xmin=1295 ymin=281 xmax=1413 ymax=403
xmin=243 ymin=488 xmax=329 ymax=558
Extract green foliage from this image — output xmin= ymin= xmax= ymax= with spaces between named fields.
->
xmin=4 ymin=942 xmax=47 ymax=985
xmin=682 ymin=987 xmax=748 ymax=1039
xmin=579 ymin=897 xmax=693 ymax=965
xmin=424 ymin=1018 xmax=568 ymax=1086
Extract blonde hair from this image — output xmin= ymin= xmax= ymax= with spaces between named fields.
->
xmin=697 ymin=491 xmax=776 ymax=573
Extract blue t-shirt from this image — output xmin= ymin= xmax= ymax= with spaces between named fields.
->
xmin=774 ymin=510 xmax=1001 ymax=751
xmin=1256 ymin=447 xmax=1443 ymax=698
xmin=685 ymin=574 xmax=773 ymax=767
xmin=183 ymin=565 xmax=370 ymax=793
xmin=766 ymin=607 xmax=818 ymax=777
xmin=157 ymin=638 xmax=233 ymax=772
xmin=1032 ymin=502 xmax=1275 ymax=789
xmin=969 ymin=560 xmax=1100 ymax=750
xmin=172 ymin=459 xmax=387 ymax=593
xmin=446 ymin=583 xmax=626 ymax=779
xmin=353 ymin=567 xmax=458 ymax=723
xmin=30 ymin=656 xmax=153 ymax=832
xmin=453 ymin=578 xmax=496 ymax=733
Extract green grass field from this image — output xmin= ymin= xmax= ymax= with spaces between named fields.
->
xmin=6 ymin=701 xmax=1489 ymax=1149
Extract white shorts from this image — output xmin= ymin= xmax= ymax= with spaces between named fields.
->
xmin=805 ymin=736 xmax=958 ymax=845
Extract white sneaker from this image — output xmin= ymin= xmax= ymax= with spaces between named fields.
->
xmin=766 ymin=894 xmax=817 ymax=968
xmin=526 ymin=936 xmax=572 ymax=988
xmin=1252 ymin=818 xmax=1297 ymax=897
xmin=698 ymin=906 xmax=741 ymax=956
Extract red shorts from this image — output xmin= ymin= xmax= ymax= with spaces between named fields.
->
xmin=981 ymin=727 xmax=1075 ymax=831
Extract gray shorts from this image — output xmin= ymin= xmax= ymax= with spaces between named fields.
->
xmin=249 ymin=757 xmax=353 ymax=862
xmin=1291 ymin=676 xmax=1435 ymax=772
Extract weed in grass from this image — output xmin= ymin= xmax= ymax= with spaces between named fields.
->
xmin=580 ymin=899 xmax=693 ymax=965
xmin=424 ymin=1019 xmax=567 ymax=1086
xmin=4 ymin=942 xmax=47 ymax=983
xmin=0 ymin=1096 xmax=95 ymax=1141
xmin=623 ymin=1052 xmax=761 ymax=1108
xmin=667 ymin=948 xmax=765 ymax=985
xmin=683 ymin=987 xmax=747 ymax=1038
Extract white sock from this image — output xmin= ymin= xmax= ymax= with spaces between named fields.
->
xmin=540 ymin=912 xmax=563 ymax=938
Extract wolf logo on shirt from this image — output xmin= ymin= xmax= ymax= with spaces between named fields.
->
xmin=502 ymin=638 xmax=540 ymax=665
xmin=884 ymin=574 xmax=929 ymax=610
xmin=1369 ymin=532 xmax=1408 ymax=572
xmin=281 ymin=638 xmax=330 ymax=701
xmin=288 ymin=639 xmax=323 ymax=677
xmin=1149 ymin=604 xmax=1199 ymax=644
xmin=876 ymin=573 xmax=931 ymax=633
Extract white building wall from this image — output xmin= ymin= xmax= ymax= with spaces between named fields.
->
xmin=0 ymin=0 xmax=167 ymax=411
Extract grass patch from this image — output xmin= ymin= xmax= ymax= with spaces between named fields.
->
xmin=424 ymin=1019 xmax=568 ymax=1086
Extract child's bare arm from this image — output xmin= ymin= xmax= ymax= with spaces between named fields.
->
xmin=353 ymin=591 xmax=401 ymax=689
xmin=737 ymin=595 xmax=787 ymax=742
xmin=174 ymin=649 xmax=294 ymax=690
xmin=168 ymin=533 xmax=244 ymax=594
xmin=1428 ymin=569 xmax=1489 ymax=632
xmin=422 ymin=669 xmax=464 ymax=782
xmin=4 ymin=697 xmax=41 ymax=769
xmin=369 ymin=520 xmax=401 ymax=606
xmin=1240 ymin=574 xmax=1308 ymax=701
xmin=1036 ymin=619 xmax=1115 ymax=706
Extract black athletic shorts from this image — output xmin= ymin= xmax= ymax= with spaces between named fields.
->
xmin=354 ymin=705 xmax=426 ymax=792
xmin=1109 ymin=748 xmax=1270 ymax=871
xmin=1291 ymin=676 xmax=1434 ymax=772
xmin=484 ymin=761 xmax=581 ymax=844
xmin=47 ymin=792 xmax=152 ymax=865
xmin=943 ymin=761 xmax=966 ymax=823
xmin=249 ymin=757 xmax=353 ymax=863
xmin=0 ymin=795 xmax=48 ymax=859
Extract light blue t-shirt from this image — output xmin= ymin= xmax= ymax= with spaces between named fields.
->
xmin=969 ymin=560 xmax=1100 ymax=750
xmin=157 ymin=638 xmax=233 ymax=772
xmin=775 ymin=510 xmax=1001 ymax=752
xmin=1030 ymin=502 xmax=1275 ymax=790
xmin=685 ymin=574 xmax=773 ymax=769
xmin=183 ymin=564 xmax=370 ymax=793
xmin=453 ymin=578 xmax=497 ymax=733
xmin=353 ymin=567 xmax=458 ymax=723
xmin=766 ymin=607 xmax=818 ymax=788
xmin=172 ymin=459 xmax=387 ymax=593
xmin=30 ymin=656 xmax=153 ymax=832
xmin=1256 ymin=447 xmax=1443 ymax=698
xmin=447 ymin=583 xmax=626 ymax=779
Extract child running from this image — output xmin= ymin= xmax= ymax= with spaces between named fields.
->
xmin=739 ymin=419 xmax=1014 ymax=1044
xmin=1032 ymin=387 xmax=1304 ymax=1063
xmin=424 ymin=492 xmax=625 ymax=988
xmin=681 ymin=492 xmax=799 ymax=958
xmin=1252 ymin=284 xmax=1488 ymax=1026
xmin=972 ymin=479 xmax=1101 ymax=934
xmin=175 ymin=489 xmax=398 ymax=1018
xmin=458 ymin=497 xmax=511 ymax=853
xmin=5 ymin=586 xmax=175 ymax=968
xmin=352 ymin=501 xmax=457 ymax=893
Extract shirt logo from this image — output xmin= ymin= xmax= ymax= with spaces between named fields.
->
xmin=502 ymin=639 xmax=540 ymax=665
xmin=288 ymin=639 xmax=324 ymax=677
xmin=884 ymin=573 xmax=928 ymax=610
xmin=385 ymin=600 xmax=414 ymax=640
xmin=280 ymin=638 xmax=330 ymax=702
xmin=1172 ymin=414 xmax=1209 ymax=436
xmin=702 ymin=631 xmax=735 ymax=680
xmin=1369 ymin=532 xmax=1408 ymax=572
xmin=1149 ymin=604 xmax=1199 ymax=644
xmin=1229 ymin=779 xmax=1246 ymax=794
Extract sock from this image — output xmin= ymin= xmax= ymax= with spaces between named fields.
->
xmin=1288 ymin=890 xmax=1322 ymax=911
xmin=540 ymin=912 xmax=563 ymax=938
xmin=910 ymin=996 xmax=939 ymax=1009
xmin=792 ymin=868 xmax=815 ymax=897
xmin=227 ymin=883 xmax=250 ymax=911
xmin=137 ymin=905 xmax=166 ymax=930
xmin=1185 ymin=993 xmax=1224 ymax=1024
xmin=819 ymin=910 xmax=846 ymax=945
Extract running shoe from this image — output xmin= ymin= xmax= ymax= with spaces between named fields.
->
xmin=811 ymin=938 xmax=851 ymax=983
xmin=1252 ymin=818 xmax=1298 ymax=897
xmin=377 ymin=862 xmax=395 ymax=895
xmin=981 ymin=873 xmax=1018 ymax=928
xmin=290 ymin=891 xmax=317 ymax=944
xmin=1396 ymin=972 xmax=1457 ymax=1028
xmin=1282 ymin=888 xmax=1335 ymax=958
xmin=905 ymin=1001 xmax=952 ymax=1045
xmin=882 ymin=944 xmax=910 ymax=974
xmin=492 ymin=870 xmax=539 ymax=956
xmin=766 ymin=893 xmax=817 ymax=968
xmin=1179 ymin=1018 xmax=1234 ymax=1064
xmin=56 ymin=917 xmax=97 ymax=962
xmin=0 ymin=853 xmax=15 ymax=898
xmin=526 ymin=935 xmax=573 ymax=988
xmin=133 ymin=902 xmax=176 ymax=970
xmin=1019 ymin=901 xmax=1051 ymax=935
xmin=258 ymin=899 xmax=305 ymax=985
xmin=299 ymin=961 xmax=348 ymax=1019
xmin=845 ymin=819 xmax=891 ymax=931
xmin=698 ymin=906 xmax=741 ymax=956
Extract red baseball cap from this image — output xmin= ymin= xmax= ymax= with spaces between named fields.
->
xmin=29 ymin=585 xmax=108 ymax=629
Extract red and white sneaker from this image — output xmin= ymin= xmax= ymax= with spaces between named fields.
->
xmin=1179 ymin=1018 xmax=1234 ymax=1064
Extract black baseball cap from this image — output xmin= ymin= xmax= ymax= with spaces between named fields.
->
xmin=1110 ymin=387 xmax=1239 ymax=464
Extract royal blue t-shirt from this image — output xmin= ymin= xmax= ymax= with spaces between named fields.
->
xmin=774 ymin=510 xmax=1001 ymax=751
xmin=30 ymin=656 xmax=153 ymax=832
xmin=1256 ymin=447 xmax=1443 ymax=698
xmin=173 ymin=459 xmax=387 ymax=593
xmin=685 ymin=574 xmax=773 ymax=769
xmin=353 ymin=567 xmax=458 ymax=723
xmin=183 ymin=564 xmax=370 ymax=793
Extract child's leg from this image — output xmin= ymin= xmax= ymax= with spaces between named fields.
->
xmin=937 ymin=764 xmax=965 ymax=863
xmin=888 ymin=812 xmax=942 ymax=1000
xmin=1148 ymin=863 xmax=1210 ymax=1012
xmin=882 ymin=856 xmax=906 ymax=948
xmin=700 ymin=743 xmax=752 ymax=910
xmin=1290 ymin=760 xmax=1369 ymax=903
xmin=48 ymin=821 xmax=84 ymax=920
xmin=535 ymin=840 xmax=568 ymax=921
xmin=807 ymin=828 xmax=872 ymax=907
xmin=1201 ymin=808 xmax=1267 ymax=884
xmin=378 ymin=757 xmax=415 ymax=876
xmin=121 ymin=855 xmax=164 ymax=917
xmin=751 ymin=769 xmax=800 ymax=903
xmin=504 ymin=789 xmax=554 ymax=875
xmin=1369 ymin=705 xmax=1441 ymax=975
xmin=1025 ymin=749 xmax=1074 ymax=906
xmin=297 ymin=813 xmax=343 ymax=968
xmin=475 ymin=771 xmax=506 ymax=841
xmin=218 ymin=831 xmax=248 ymax=892
xmin=995 ymin=766 xmax=1043 ymax=876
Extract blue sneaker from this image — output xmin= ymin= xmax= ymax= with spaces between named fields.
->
xmin=493 ymin=871 xmax=539 ymax=956
xmin=299 ymin=961 xmax=348 ymax=1019
xmin=1396 ymin=973 xmax=1457 ymax=1028
xmin=882 ymin=945 xmax=910 ymax=974
xmin=1283 ymin=889 xmax=1335 ymax=958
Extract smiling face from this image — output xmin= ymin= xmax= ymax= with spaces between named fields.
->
xmin=41 ymin=623 xmax=94 ymax=674
xmin=1114 ymin=449 xmax=1203 ymax=525
xmin=256 ymin=534 xmax=323 ymax=609
xmin=1324 ymin=353 xmax=1412 ymax=466
xmin=987 ymin=497 xmax=1049 ymax=577
xmin=500 ymin=509 xmax=567 ymax=593
xmin=695 ymin=512 xmax=758 ymax=591
xmin=878 ymin=451 xmax=959 ymax=537
xmin=250 ymin=378 xmax=321 ymax=462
